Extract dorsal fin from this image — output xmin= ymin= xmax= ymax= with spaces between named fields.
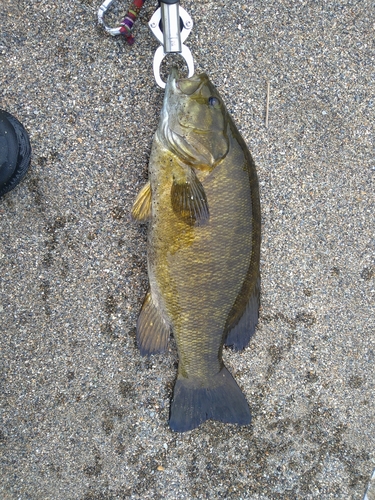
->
xmin=137 ymin=291 xmax=170 ymax=356
xmin=131 ymin=181 xmax=152 ymax=222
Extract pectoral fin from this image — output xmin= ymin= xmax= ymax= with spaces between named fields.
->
xmin=171 ymin=170 xmax=209 ymax=225
xmin=131 ymin=181 xmax=152 ymax=222
xmin=137 ymin=291 xmax=170 ymax=356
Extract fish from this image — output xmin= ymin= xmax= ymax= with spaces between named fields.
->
xmin=131 ymin=67 xmax=261 ymax=432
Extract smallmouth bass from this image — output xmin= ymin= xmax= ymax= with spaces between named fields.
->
xmin=132 ymin=67 xmax=261 ymax=432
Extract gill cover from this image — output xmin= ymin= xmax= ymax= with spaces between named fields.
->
xmin=158 ymin=68 xmax=229 ymax=169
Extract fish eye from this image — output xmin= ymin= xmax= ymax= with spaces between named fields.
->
xmin=208 ymin=96 xmax=220 ymax=107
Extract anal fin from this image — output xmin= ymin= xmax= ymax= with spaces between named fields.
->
xmin=137 ymin=291 xmax=170 ymax=356
xmin=225 ymin=277 xmax=260 ymax=351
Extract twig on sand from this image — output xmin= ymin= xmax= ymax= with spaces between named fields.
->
xmin=265 ymin=80 xmax=270 ymax=128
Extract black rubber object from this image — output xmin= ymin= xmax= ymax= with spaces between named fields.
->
xmin=0 ymin=109 xmax=31 ymax=197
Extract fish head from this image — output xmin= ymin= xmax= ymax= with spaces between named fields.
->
xmin=158 ymin=67 xmax=229 ymax=169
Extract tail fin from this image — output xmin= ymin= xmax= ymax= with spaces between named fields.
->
xmin=169 ymin=366 xmax=251 ymax=432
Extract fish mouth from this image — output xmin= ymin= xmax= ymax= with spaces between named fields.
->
xmin=165 ymin=66 xmax=179 ymax=94
xmin=166 ymin=67 xmax=207 ymax=96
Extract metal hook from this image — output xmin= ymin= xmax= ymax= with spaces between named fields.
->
xmin=149 ymin=5 xmax=194 ymax=88
xmin=97 ymin=0 xmax=123 ymax=36
xmin=152 ymin=45 xmax=194 ymax=89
